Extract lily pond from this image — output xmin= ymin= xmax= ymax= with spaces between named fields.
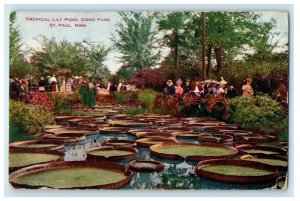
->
xmin=9 ymin=109 xmax=288 ymax=190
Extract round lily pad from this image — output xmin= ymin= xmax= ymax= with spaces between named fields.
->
xmin=171 ymin=131 xmax=199 ymax=139
xmin=87 ymin=146 xmax=138 ymax=161
xmin=240 ymin=155 xmax=288 ymax=170
xmin=9 ymin=161 xmax=132 ymax=189
xmin=196 ymin=159 xmax=278 ymax=183
xmin=109 ymin=120 xmax=150 ymax=127
xmin=102 ymin=140 xmax=136 ymax=148
xmin=198 ymin=134 xmax=233 ymax=143
xmin=150 ymin=142 xmax=238 ymax=161
xmin=99 ymin=127 xmax=129 ymax=134
xmin=9 ymin=149 xmax=63 ymax=172
xmin=236 ymin=145 xmax=287 ymax=156
xmin=136 ymin=138 xmax=176 ymax=147
xmin=43 ymin=133 xmax=86 ymax=143
xmin=9 ymin=140 xmax=64 ymax=150
xmin=135 ymin=131 xmax=174 ymax=139
xmin=45 ymin=127 xmax=97 ymax=136
xmin=129 ymin=160 xmax=164 ymax=172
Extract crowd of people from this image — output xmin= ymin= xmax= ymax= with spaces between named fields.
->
xmin=9 ymin=74 xmax=111 ymax=100
xmin=9 ymin=73 xmax=254 ymax=102
xmin=163 ymin=78 xmax=245 ymax=99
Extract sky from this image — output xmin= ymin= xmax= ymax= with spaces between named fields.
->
xmin=15 ymin=11 xmax=289 ymax=73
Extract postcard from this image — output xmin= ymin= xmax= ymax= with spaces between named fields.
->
xmin=8 ymin=10 xmax=288 ymax=190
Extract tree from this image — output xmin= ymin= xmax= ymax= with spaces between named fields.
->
xmin=205 ymin=12 xmax=279 ymax=74
xmin=9 ymin=12 xmax=35 ymax=78
xmin=30 ymin=37 xmax=87 ymax=76
xmin=158 ymin=12 xmax=191 ymax=79
xmin=87 ymin=43 xmax=110 ymax=82
xmin=111 ymin=12 xmax=160 ymax=76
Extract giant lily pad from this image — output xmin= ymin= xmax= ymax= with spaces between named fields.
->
xmin=9 ymin=140 xmax=64 ymax=150
xmin=9 ymin=149 xmax=63 ymax=172
xmin=150 ymin=142 xmax=238 ymax=161
xmin=102 ymin=139 xmax=136 ymax=148
xmin=196 ymin=159 xmax=278 ymax=183
xmin=136 ymin=138 xmax=176 ymax=147
xmin=236 ymin=145 xmax=287 ymax=156
xmin=198 ymin=134 xmax=233 ymax=143
xmin=129 ymin=160 xmax=164 ymax=172
xmin=9 ymin=161 xmax=132 ymax=189
xmin=87 ymin=146 xmax=138 ymax=161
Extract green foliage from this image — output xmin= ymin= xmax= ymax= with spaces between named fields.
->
xmin=30 ymin=37 xmax=110 ymax=79
xmin=122 ymin=108 xmax=146 ymax=115
xmin=9 ymin=100 xmax=54 ymax=139
xmin=48 ymin=93 xmax=73 ymax=114
xmin=137 ymin=89 xmax=160 ymax=113
xmin=111 ymin=12 xmax=160 ymax=77
xmin=9 ymin=124 xmax=34 ymax=143
xmin=9 ymin=12 xmax=36 ymax=78
xmin=223 ymin=50 xmax=288 ymax=95
xmin=227 ymin=95 xmax=286 ymax=135
xmin=277 ymin=118 xmax=288 ymax=142
xmin=78 ymin=86 xmax=96 ymax=108
xmin=85 ymin=43 xmax=111 ymax=82
xmin=114 ymin=91 xmax=136 ymax=104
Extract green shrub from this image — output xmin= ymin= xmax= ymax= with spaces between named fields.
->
xmin=277 ymin=118 xmax=288 ymax=142
xmin=48 ymin=93 xmax=73 ymax=114
xmin=9 ymin=100 xmax=55 ymax=140
xmin=114 ymin=91 xmax=136 ymax=104
xmin=78 ymin=86 xmax=95 ymax=108
xmin=138 ymin=89 xmax=160 ymax=113
xmin=9 ymin=124 xmax=34 ymax=143
xmin=227 ymin=95 xmax=286 ymax=135
xmin=122 ymin=108 xmax=146 ymax=115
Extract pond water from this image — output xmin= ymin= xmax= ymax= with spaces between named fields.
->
xmin=62 ymin=132 xmax=280 ymax=190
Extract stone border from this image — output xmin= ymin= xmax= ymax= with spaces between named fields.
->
xmin=87 ymin=146 xmax=138 ymax=161
xmin=128 ymin=160 xmax=164 ymax=173
xmin=150 ymin=142 xmax=238 ymax=161
xmin=9 ymin=160 xmax=132 ymax=189
xmin=196 ymin=159 xmax=278 ymax=183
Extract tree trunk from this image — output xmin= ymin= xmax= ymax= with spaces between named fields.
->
xmin=207 ymin=44 xmax=212 ymax=77
xmin=201 ymin=12 xmax=206 ymax=80
xmin=173 ymin=29 xmax=179 ymax=80
xmin=215 ymin=47 xmax=222 ymax=73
